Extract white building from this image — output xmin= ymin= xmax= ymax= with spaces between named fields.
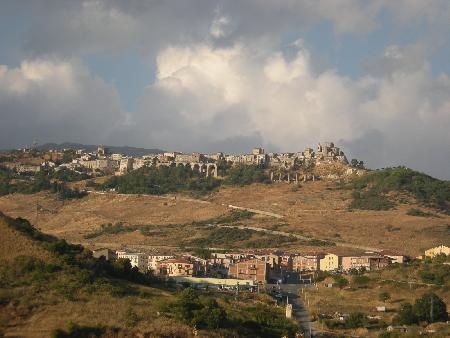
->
xmin=119 ymin=157 xmax=133 ymax=174
xmin=116 ymin=251 xmax=148 ymax=271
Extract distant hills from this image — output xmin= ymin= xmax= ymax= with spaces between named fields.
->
xmin=36 ymin=142 xmax=164 ymax=156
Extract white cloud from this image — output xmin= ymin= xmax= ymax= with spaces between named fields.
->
xmin=210 ymin=13 xmax=231 ymax=39
xmin=133 ymin=41 xmax=450 ymax=178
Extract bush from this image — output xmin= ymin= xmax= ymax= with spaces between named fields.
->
xmin=52 ymin=168 xmax=90 ymax=182
xmin=333 ymin=276 xmax=349 ymax=289
xmin=51 ymin=182 xmax=87 ymax=200
xmin=188 ymin=227 xmax=254 ymax=247
xmin=51 ymin=321 xmax=105 ymax=338
xmin=192 ymin=210 xmax=254 ymax=226
xmin=393 ymin=302 xmax=417 ymax=325
xmin=350 ymin=167 xmax=450 ymax=213
xmin=406 ymin=208 xmax=433 ymax=217
xmin=353 ymin=275 xmax=370 ymax=287
xmin=346 ymin=312 xmax=367 ymax=328
xmin=101 ymin=165 xmax=221 ymax=195
xmin=379 ymin=292 xmax=391 ymax=303
xmin=224 ymin=165 xmax=270 ymax=186
xmin=170 ymin=288 xmax=227 ymax=329
xmin=350 ymin=190 xmax=394 ymax=211
xmin=418 ymin=264 xmax=450 ymax=285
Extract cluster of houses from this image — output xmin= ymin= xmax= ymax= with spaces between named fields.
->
xmin=93 ymin=244 xmax=449 ymax=284
xmin=7 ymin=142 xmax=350 ymax=180
xmin=91 ymin=247 xmax=425 ymax=284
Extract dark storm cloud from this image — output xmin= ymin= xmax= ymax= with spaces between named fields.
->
xmin=0 ymin=59 xmax=124 ymax=148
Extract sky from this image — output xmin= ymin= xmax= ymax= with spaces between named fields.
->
xmin=1 ymin=1 xmax=450 ymax=179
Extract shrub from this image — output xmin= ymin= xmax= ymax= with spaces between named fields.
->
xmin=224 ymin=165 xmax=270 ymax=186
xmin=333 ymin=276 xmax=349 ymax=289
xmin=353 ymin=275 xmax=370 ymax=286
xmin=379 ymin=292 xmax=391 ymax=303
xmin=406 ymin=208 xmax=433 ymax=217
xmin=418 ymin=264 xmax=450 ymax=285
xmin=350 ymin=167 xmax=450 ymax=214
xmin=349 ymin=190 xmax=394 ymax=211
xmin=392 ymin=302 xmax=417 ymax=325
xmin=346 ymin=312 xmax=367 ymax=328
xmin=100 ymin=165 xmax=220 ymax=195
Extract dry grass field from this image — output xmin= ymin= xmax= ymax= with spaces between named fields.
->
xmin=0 ymin=214 xmax=54 ymax=263
xmin=303 ymin=266 xmax=450 ymax=337
xmin=0 ymin=180 xmax=449 ymax=256
xmin=1 ymin=212 xmax=296 ymax=337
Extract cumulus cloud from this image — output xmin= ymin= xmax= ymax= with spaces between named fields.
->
xmin=0 ymin=58 xmax=125 ymax=148
xmin=131 ymin=41 xmax=450 ymax=178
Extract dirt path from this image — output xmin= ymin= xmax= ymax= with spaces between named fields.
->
xmin=228 ymin=204 xmax=284 ymax=218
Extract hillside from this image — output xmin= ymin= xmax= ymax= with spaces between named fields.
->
xmin=0 ymin=213 xmax=54 ymax=263
xmin=0 ymin=213 xmax=298 ymax=337
xmin=0 ymin=172 xmax=449 ymax=256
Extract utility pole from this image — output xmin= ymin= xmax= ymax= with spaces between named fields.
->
xmin=430 ymin=295 xmax=434 ymax=323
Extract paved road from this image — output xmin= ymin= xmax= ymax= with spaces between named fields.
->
xmin=267 ymin=283 xmax=319 ymax=337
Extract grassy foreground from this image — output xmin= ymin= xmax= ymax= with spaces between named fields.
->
xmin=0 ymin=211 xmax=299 ymax=337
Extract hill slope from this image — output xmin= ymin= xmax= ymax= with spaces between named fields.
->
xmin=0 ymin=213 xmax=298 ymax=338
xmin=0 ymin=212 xmax=53 ymax=262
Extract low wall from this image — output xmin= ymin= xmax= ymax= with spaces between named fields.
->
xmin=169 ymin=276 xmax=256 ymax=286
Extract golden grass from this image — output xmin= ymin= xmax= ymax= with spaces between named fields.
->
xmin=0 ymin=215 xmax=54 ymax=263
xmin=303 ymin=268 xmax=450 ymax=337
xmin=0 ymin=180 xmax=449 ymax=256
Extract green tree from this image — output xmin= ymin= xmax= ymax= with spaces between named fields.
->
xmin=333 ymin=276 xmax=349 ymax=289
xmin=61 ymin=149 xmax=76 ymax=163
xmin=350 ymin=159 xmax=364 ymax=169
xmin=225 ymin=164 xmax=270 ymax=186
xmin=346 ymin=312 xmax=366 ymax=328
xmin=393 ymin=302 xmax=417 ymax=325
xmin=173 ymin=288 xmax=202 ymax=323
xmin=192 ymin=298 xmax=226 ymax=329
xmin=413 ymin=292 xmax=448 ymax=323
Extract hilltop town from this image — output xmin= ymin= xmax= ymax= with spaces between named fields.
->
xmin=2 ymin=141 xmax=356 ymax=182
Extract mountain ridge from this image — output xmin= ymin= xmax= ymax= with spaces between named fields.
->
xmin=35 ymin=142 xmax=164 ymax=156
